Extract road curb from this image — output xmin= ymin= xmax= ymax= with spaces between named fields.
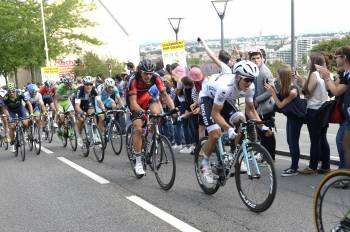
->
xmin=276 ymin=150 xmax=340 ymax=166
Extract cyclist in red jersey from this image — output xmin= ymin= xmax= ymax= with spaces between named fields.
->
xmin=39 ymin=80 xmax=58 ymax=127
xmin=127 ymin=59 xmax=176 ymax=175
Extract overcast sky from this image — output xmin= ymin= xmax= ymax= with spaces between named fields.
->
xmin=94 ymin=0 xmax=350 ymax=44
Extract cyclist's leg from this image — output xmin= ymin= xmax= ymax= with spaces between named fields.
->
xmin=131 ymin=112 xmax=146 ymax=175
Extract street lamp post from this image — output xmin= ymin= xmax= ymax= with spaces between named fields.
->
xmin=211 ymin=0 xmax=231 ymax=50
xmin=40 ymin=0 xmax=49 ymax=66
xmin=291 ymin=0 xmax=296 ymax=70
xmin=168 ymin=18 xmax=184 ymax=41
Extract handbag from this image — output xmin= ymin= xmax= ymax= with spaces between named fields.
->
xmin=274 ymin=87 xmax=307 ymax=119
xmin=329 ymin=100 xmax=344 ymax=123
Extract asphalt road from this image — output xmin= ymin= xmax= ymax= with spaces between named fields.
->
xmin=0 ymin=131 xmax=343 ymax=232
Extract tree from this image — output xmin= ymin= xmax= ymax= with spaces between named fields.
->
xmin=74 ymin=52 xmax=124 ymax=77
xmin=0 ymin=0 xmax=102 ymax=83
xmin=266 ymin=60 xmax=284 ymax=77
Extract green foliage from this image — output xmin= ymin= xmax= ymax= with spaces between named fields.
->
xmin=266 ymin=60 xmax=284 ymax=77
xmin=187 ymin=58 xmax=202 ymax=66
xmin=74 ymin=52 xmax=124 ymax=77
xmin=0 ymin=0 xmax=102 ymax=78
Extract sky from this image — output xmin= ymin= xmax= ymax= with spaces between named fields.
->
xmin=77 ymin=0 xmax=350 ymax=63
xmin=94 ymin=0 xmax=350 ymax=44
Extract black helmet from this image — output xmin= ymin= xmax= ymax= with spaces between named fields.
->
xmin=138 ymin=59 xmax=155 ymax=73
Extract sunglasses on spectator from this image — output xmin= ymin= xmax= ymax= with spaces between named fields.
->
xmin=84 ymin=83 xmax=93 ymax=86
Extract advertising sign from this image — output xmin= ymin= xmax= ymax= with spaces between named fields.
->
xmin=160 ymin=40 xmax=187 ymax=67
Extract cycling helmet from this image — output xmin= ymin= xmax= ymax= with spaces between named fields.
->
xmin=232 ymin=60 xmax=259 ymax=79
xmin=104 ymin=78 xmax=115 ymax=87
xmin=27 ymin=83 xmax=39 ymax=94
xmin=44 ymin=80 xmax=53 ymax=87
xmin=62 ymin=75 xmax=73 ymax=84
xmin=7 ymin=83 xmax=16 ymax=91
xmin=138 ymin=59 xmax=155 ymax=73
xmin=83 ymin=76 xmax=94 ymax=84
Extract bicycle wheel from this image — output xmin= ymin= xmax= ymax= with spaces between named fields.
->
xmin=81 ymin=126 xmax=90 ymax=157
xmin=27 ymin=127 xmax=34 ymax=151
xmin=67 ymin=120 xmax=77 ymax=151
xmin=92 ymin=125 xmax=105 ymax=163
xmin=18 ymin=129 xmax=25 ymax=161
xmin=47 ymin=116 xmax=54 ymax=143
xmin=235 ymin=142 xmax=277 ymax=213
xmin=314 ymin=170 xmax=350 ymax=232
xmin=194 ymin=136 xmax=220 ymax=195
xmin=125 ymin=124 xmax=133 ymax=153
xmin=110 ymin=121 xmax=123 ymax=155
xmin=127 ymin=131 xmax=145 ymax=179
xmin=33 ymin=124 xmax=41 ymax=155
xmin=152 ymin=135 xmax=176 ymax=190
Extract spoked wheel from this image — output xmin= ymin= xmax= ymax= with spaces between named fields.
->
xmin=81 ymin=126 xmax=90 ymax=157
xmin=58 ymin=126 xmax=67 ymax=148
xmin=194 ymin=136 xmax=220 ymax=195
xmin=235 ymin=142 xmax=277 ymax=213
xmin=67 ymin=120 xmax=77 ymax=151
xmin=127 ymin=131 xmax=145 ymax=179
xmin=125 ymin=124 xmax=133 ymax=154
xmin=33 ymin=124 xmax=41 ymax=155
xmin=153 ymin=135 xmax=176 ymax=191
xmin=46 ymin=117 xmax=54 ymax=143
xmin=18 ymin=129 xmax=25 ymax=161
xmin=110 ymin=121 xmax=123 ymax=155
xmin=27 ymin=128 xmax=34 ymax=151
xmin=92 ymin=125 xmax=105 ymax=163
xmin=314 ymin=170 xmax=350 ymax=232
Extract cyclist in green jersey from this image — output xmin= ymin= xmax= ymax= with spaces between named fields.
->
xmin=54 ymin=75 xmax=78 ymax=137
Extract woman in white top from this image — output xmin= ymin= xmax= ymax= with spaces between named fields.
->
xmin=298 ymin=53 xmax=330 ymax=174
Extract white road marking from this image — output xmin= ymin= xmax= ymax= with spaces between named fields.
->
xmin=36 ymin=145 xmax=54 ymax=154
xmin=57 ymin=157 xmax=110 ymax=184
xmin=126 ymin=195 xmax=201 ymax=232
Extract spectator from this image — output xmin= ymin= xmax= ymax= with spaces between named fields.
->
xmin=298 ymin=53 xmax=330 ymax=174
xmin=316 ymin=46 xmax=350 ymax=170
xmin=265 ymin=65 xmax=303 ymax=177
xmin=249 ymin=49 xmax=276 ymax=161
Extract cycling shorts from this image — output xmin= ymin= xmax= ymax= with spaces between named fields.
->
xmin=58 ymin=100 xmax=74 ymax=113
xmin=8 ymin=105 xmax=28 ymax=120
xmin=199 ymin=96 xmax=240 ymax=133
xmin=43 ymin=96 xmax=53 ymax=105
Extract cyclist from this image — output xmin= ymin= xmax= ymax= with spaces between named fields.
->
xmin=39 ymin=80 xmax=58 ymax=127
xmin=75 ymin=76 xmax=106 ymax=147
xmin=24 ymin=83 xmax=46 ymax=135
xmin=96 ymin=77 xmax=124 ymax=110
xmin=3 ymin=83 xmax=33 ymax=152
xmin=127 ymin=59 xmax=177 ymax=176
xmin=54 ymin=74 xmax=78 ymax=139
xmin=198 ymin=60 xmax=271 ymax=184
xmin=0 ymin=86 xmax=10 ymax=142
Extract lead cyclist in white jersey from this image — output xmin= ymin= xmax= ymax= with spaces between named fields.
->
xmin=198 ymin=60 xmax=272 ymax=184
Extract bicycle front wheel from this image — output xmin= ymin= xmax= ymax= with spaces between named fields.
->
xmin=153 ymin=135 xmax=176 ymax=191
xmin=33 ymin=124 xmax=41 ymax=155
xmin=314 ymin=170 xmax=350 ymax=232
xmin=92 ymin=125 xmax=105 ymax=163
xmin=67 ymin=120 xmax=77 ymax=151
xmin=235 ymin=142 xmax=277 ymax=213
xmin=194 ymin=136 xmax=220 ymax=195
xmin=110 ymin=121 xmax=123 ymax=155
xmin=18 ymin=129 xmax=26 ymax=161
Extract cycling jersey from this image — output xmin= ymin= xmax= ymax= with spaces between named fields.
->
xmin=199 ymin=74 xmax=254 ymax=106
xmin=75 ymin=85 xmax=101 ymax=112
xmin=97 ymin=83 xmax=120 ymax=102
xmin=127 ymin=74 xmax=166 ymax=110
xmin=3 ymin=90 xmax=28 ymax=110
xmin=39 ymin=86 xmax=56 ymax=98
xmin=56 ymin=83 xmax=77 ymax=112
xmin=24 ymin=92 xmax=43 ymax=112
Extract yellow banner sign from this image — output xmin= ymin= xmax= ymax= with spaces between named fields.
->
xmin=161 ymin=40 xmax=185 ymax=52
xmin=42 ymin=66 xmax=59 ymax=74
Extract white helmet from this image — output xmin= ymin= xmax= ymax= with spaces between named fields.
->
xmin=83 ymin=76 xmax=94 ymax=84
xmin=104 ymin=78 xmax=115 ymax=87
xmin=232 ymin=60 xmax=259 ymax=79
